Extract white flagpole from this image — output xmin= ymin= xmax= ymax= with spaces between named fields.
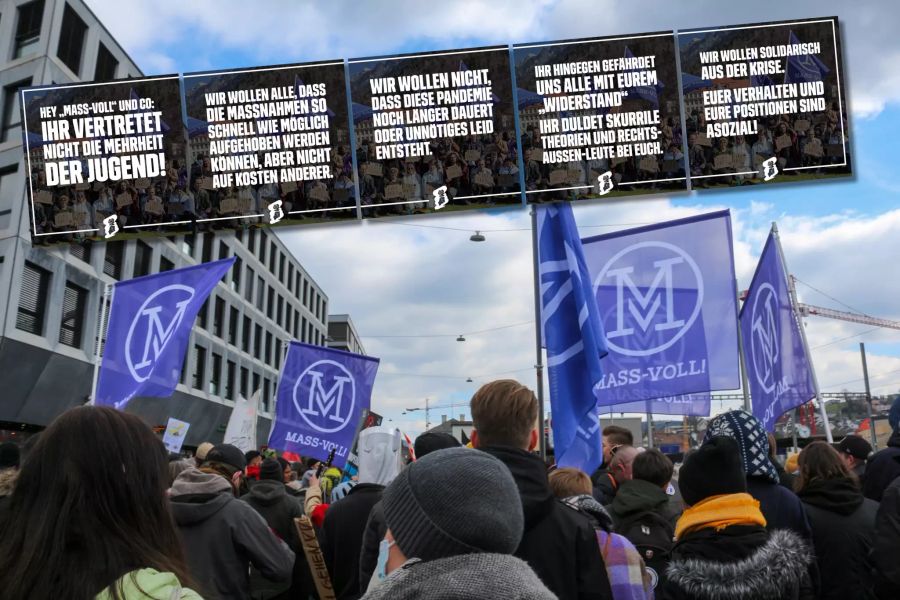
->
xmin=772 ymin=222 xmax=833 ymax=443
xmin=530 ymin=206 xmax=547 ymax=461
xmin=89 ymin=282 xmax=113 ymax=406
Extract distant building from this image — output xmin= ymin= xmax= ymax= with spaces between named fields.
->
xmin=426 ymin=415 xmax=473 ymax=444
xmin=327 ymin=313 xmax=365 ymax=355
xmin=0 ymin=0 xmax=334 ymax=447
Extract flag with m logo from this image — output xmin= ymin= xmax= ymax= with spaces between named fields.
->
xmin=537 ymin=203 xmax=608 ymax=473
xmin=740 ymin=230 xmax=816 ymax=432
xmin=95 ymin=257 xmax=235 ymax=410
xmin=581 ymin=210 xmax=740 ymax=413
xmin=784 ymin=30 xmax=830 ymax=85
xmin=268 ymin=342 xmax=379 ymax=468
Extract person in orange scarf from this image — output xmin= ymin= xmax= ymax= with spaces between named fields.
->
xmin=659 ymin=436 xmax=815 ymax=600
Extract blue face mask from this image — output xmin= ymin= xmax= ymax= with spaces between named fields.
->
xmin=375 ymin=538 xmax=395 ymax=582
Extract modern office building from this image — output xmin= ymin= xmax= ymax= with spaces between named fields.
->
xmin=0 ymin=0 xmax=331 ymax=446
xmin=327 ymin=313 xmax=365 ymax=356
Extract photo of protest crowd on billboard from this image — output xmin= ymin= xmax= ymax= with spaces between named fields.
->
xmin=679 ymin=17 xmax=851 ymax=187
xmin=514 ymin=32 xmax=687 ymax=204
xmin=182 ymin=61 xmax=356 ymax=229
xmin=348 ymin=46 xmax=523 ymax=218
xmin=22 ymin=76 xmax=187 ymax=244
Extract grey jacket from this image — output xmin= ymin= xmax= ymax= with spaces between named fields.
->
xmin=169 ymin=468 xmax=295 ymax=600
xmin=360 ymin=553 xmax=557 ymax=600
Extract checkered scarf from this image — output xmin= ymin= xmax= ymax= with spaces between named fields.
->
xmin=595 ymin=530 xmax=654 ymax=599
xmin=703 ymin=409 xmax=780 ymax=484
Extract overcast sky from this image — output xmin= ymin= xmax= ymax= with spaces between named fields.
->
xmin=89 ymin=0 xmax=900 ymax=436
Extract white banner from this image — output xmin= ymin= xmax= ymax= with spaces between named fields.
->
xmin=224 ymin=391 xmax=258 ymax=452
xmin=163 ymin=417 xmax=190 ymax=454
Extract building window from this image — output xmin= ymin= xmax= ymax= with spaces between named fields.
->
xmin=293 ymin=310 xmax=300 ymax=339
xmin=285 ymin=306 xmax=292 ymax=334
xmin=279 ymin=254 xmax=285 ymax=282
xmin=266 ymin=287 xmax=274 ymax=319
xmin=252 ymin=372 xmax=260 ymax=399
xmin=263 ymin=378 xmax=271 ymax=412
xmin=264 ymin=331 xmax=272 ymax=364
xmin=213 ymin=297 xmax=225 ymax=338
xmin=301 ymin=317 xmax=308 ymax=342
xmin=256 ymin=276 xmax=264 ymax=312
xmin=14 ymin=0 xmax=44 ymax=59
xmin=240 ymin=366 xmax=249 ymax=398
xmin=56 ymin=3 xmax=87 ymax=75
xmin=228 ymin=306 xmax=238 ymax=345
xmin=243 ymin=266 xmax=253 ymax=302
xmin=192 ymin=345 xmax=206 ymax=390
xmin=209 ymin=352 xmax=222 ymax=395
xmin=133 ymin=240 xmax=152 ymax=278
xmin=254 ymin=324 xmax=262 ymax=358
xmin=59 ymin=281 xmax=86 ymax=348
xmin=276 ymin=295 xmax=283 ymax=328
xmin=69 ymin=241 xmax=91 ymax=264
xmin=231 ymin=256 xmax=242 ymax=293
xmin=259 ymin=231 xmax=267 ymax=265
xmin=159 ymin=255 xmax=174 ymax=272
xmin=181 ymin=234 xmax=194 ymax=257
xmin=218 ymin=240 xmax=228 ymax=261
xmin=95 ymin=292 xmax=110 ymax=356
xmin=2 ymin=78 xmax=32 ymax=143
xmin=201 ymin=233 xmax=213 ymax=264
xmin=275 ymin=343 xmax=281 ymax=368
xmin=303 ymin=279 xmax=308 ymax=305
xmin=103 ymin=242 xmax=123 ymax=279
xmin=248 ymin=228 xmax=256 ymax=253
xmin=225 ymin=360 xmax=236 ymax=400
xmin=288 ymin=264 xmax=294 ymax=293
xmin=94 ymin=42 xmax=117 ymax=81
xmin=16 ymin=261 xmax=50 ymax=335
xmin=242 ymin=315 xmax=251 ymax=353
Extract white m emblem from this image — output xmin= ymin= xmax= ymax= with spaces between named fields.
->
xmin=596 ymin=241 xmax=704 ymax=357
xmin=293 ymin=360 xmax=356 ymax=433
xmin=125 ymin=284 xmax=195 ymax=382
xmin=750 ymin=283 xmax=780 ymax=393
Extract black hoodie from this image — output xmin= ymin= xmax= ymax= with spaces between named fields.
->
xmin=863 ymin=429 xmax=900 ymax=502
xmin=798 ymin=477 xmax=879 ymax=600
xmin=480 ymin=446 xmax=613 ymax=600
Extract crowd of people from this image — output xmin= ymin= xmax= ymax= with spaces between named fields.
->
xmin=0 ymin=384 xmax=899 ymax=599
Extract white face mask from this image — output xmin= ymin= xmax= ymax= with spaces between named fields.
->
xmin=375 ymin=538 xmax=395 ymax=582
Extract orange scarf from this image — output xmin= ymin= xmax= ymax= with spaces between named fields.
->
xmin=674 ymin=493 xmax=767 ymax=540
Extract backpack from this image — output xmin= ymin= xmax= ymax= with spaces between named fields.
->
xmin=616 ymin=510 xmax=675 ymax=592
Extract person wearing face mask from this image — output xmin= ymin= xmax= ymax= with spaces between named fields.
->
xmin=320 ymin=427 xmax=403 ymax=599
xmin=169 ymin=444 xmax=294 ymax=600
xmin=362 ymin=447 xmax=555 ymax=600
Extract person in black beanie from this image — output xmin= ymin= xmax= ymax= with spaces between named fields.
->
xmin=244 ymin=458 xmax=315 ymax=600
xmin=361 ymin=447 xmax=555 ymax=599
xmin=659 ymin=436 xmax=815 ymax=600
xmin=358 ymin=431 xmax=462 ymax=587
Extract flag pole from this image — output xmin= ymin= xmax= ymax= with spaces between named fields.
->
xmin=531 ymin=206 xmax=547 ymax=461
xmin=735 ymin=283 xmax=752 ymax=412
xmin=89 ymin=282 xmax=113 ymax=406
xmin=772 ymin=223 xmax=833 ymax=443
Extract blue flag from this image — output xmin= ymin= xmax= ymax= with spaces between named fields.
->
xmin=784 ymin=31 xmax=830 ymax=84
xmin=598 ymin=393 xmax=712 ymax=417
xmin=624 ymin=46 xmax=661 ymax=107
xmin=537 ymin=203 xmax=607 ymax=474
xmin=581 ymin=210 xmax=740 ymax=414
xmin=268 ymin=342 xmax=379 ymax=468
xmin=95 ymin=257 xmax=235 ymax=410
xmin=740 ymin=230 xmax=816 ymax=432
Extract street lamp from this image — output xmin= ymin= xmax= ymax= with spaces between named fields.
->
xmin=470 ymin=231 xmax=486 ymax=242
xmin=403 ymin=398 xmax=431 ymax=430
xmin=466 ymin=377 xmax=473 ymax=383
xmin=456 ymin=334 xmax=466 ymax=342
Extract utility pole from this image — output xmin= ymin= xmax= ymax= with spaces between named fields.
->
xmin=860 ymin=343 xmax=878 ymax=450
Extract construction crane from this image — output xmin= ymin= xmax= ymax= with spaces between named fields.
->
xmin=789 ymin=275 xmax=900 ymax=331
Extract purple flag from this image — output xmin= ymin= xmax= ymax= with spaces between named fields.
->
xmin=268 ymin=342 xmax=379 ymax=468
xmin=740 ymin=230 xmax=816 ymax=432
xmin=582 ymin=210 xmax=740 ymax=415
xmin=95 ymin=257 xmax=235 ymax=410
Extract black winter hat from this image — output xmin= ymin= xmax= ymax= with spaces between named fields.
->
xmin=0 ymin=442 xmax=20 ymax=469
xmin=413 ymin=432 xmax=461 ymax=459
xmin=244 ymin=450 xmax=261 ymax=463
xmin=382 ymin=447 xmax=523 ymax=562
xmin=259 ymin=458 xmax=283 ymax=481
xmin=679 ymin=436 xmax=747 ymax=506
xmin=206 ymin=444 xmax=247 ymax=474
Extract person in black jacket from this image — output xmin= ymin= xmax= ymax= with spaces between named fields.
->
xmin=794 ymin=442 xmax=878 ymax=600
xmin=661 ymin=436 xmax=814 ymax=600
xmin=470 ymin=379 xmax=613 ymax=600
xmin=607 ymin=449 xmax=681 ymax=531
xmin=244 ymin=459 xmax=314 ymax=600
xmin=873 ymin=475 xmax=900 ymax=599
xmin=863 ymin=398 xmax=900 ymax=502
xmin=358 ymin=432 xmax=460 ymax=588
xmin=321 ymin=426 xmax=402 ymax=600
xmin=170 ymin=445 xmax=295 ymax=600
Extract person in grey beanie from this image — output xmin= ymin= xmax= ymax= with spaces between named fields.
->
xmin=361 ymin=447 xmax=556 ymax=600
